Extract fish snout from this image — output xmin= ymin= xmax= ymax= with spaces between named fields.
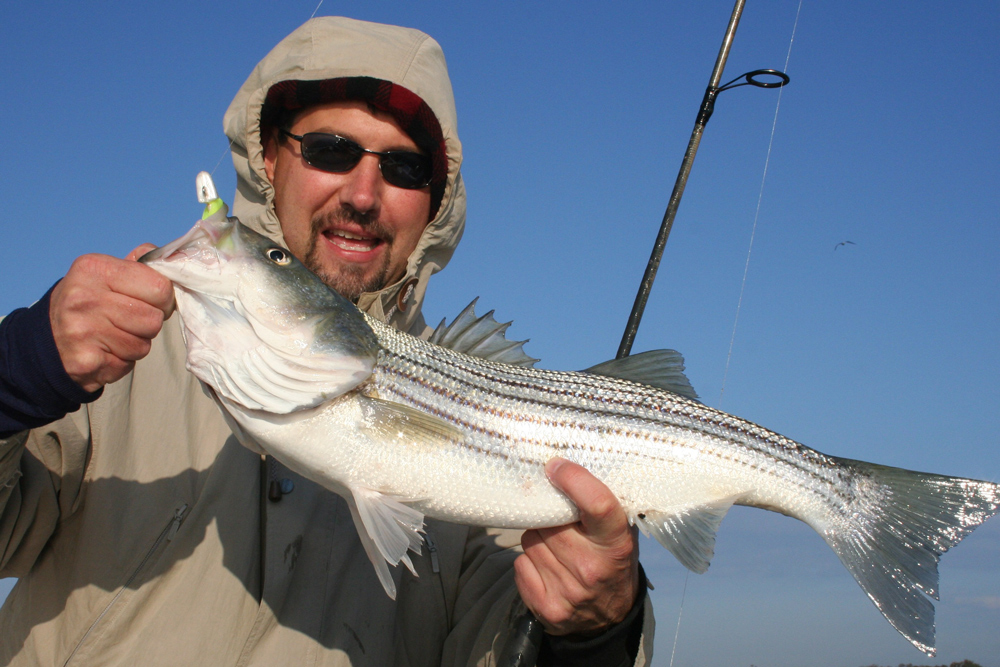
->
xmin=140 ymin=219 xmax=234 ymax=266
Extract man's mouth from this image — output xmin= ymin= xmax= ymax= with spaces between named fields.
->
xmin=323 ymin=228 xmax=383 ymax=254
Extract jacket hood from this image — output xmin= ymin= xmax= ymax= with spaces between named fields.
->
xmin=223 ymin=16 xmax=466 ymax=334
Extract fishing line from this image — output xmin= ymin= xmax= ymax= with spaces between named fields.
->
xmin=718 ymin=0 xmax=803 ymax=409
xmin=667 ymin=571 xmax=689 ymax=667
xmin=210 ymin=0 xmax=325 ymax=179
xmin=210 ymin=140 xmax=234 ymax=177
xmin=667 ymin=5 xmax=804 ymax=664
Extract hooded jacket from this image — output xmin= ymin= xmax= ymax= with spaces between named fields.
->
xmin=225 ymin=16 xmax=467 ymax=336
xmin=0 ymin=17 xmax=653 ymax=666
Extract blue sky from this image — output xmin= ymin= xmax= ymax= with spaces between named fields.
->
xmin=2 ymin=2 xmax=998 ymax=664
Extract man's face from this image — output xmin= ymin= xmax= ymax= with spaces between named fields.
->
xmin=263 ymin=101 xmax=432 ymax=301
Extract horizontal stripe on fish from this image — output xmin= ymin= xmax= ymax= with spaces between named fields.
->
xmin=374 ymin=333 xmax=850 ymax=508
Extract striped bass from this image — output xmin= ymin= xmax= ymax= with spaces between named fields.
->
xmin=143 ymin=218 xmax=1000 ymax=656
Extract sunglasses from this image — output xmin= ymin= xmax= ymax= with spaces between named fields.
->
xmin=280 ymin=129 xmax=433 ymax=189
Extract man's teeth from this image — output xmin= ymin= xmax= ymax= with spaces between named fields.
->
xmin=328 ymin=230 xmax=379 ymax=252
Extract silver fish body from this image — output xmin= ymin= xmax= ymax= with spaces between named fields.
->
xmin=365 ymin=322 xmax=816 ymax=530
xmin=144 ymin=218 xmax=1000 ymax=656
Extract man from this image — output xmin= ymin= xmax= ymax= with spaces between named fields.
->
xmin=0 ymin=17 xmax=652 ymax=665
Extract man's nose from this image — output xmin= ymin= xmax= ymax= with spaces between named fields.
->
xmin=338 ymin=154 xmax=383 ymax=215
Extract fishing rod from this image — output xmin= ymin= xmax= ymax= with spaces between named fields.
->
xmin=497 ymin=2 xmax=789 ymax=666
xmin=616 ymin=0 xmax=788 ymax=361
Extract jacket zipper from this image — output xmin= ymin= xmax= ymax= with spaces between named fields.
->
xmin=424 ymin=528 xmax=455 ymax=630
xmin=424 ymin=529 xmax=440 ymax=573
xmin=63 ymin=503 xmax=189 ymax=666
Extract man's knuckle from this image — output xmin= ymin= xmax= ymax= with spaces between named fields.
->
xmin=72 ymin=254 xmax=105 ymax=276
xmin=67 ymin=348 xmax=101 ymax=376
xmin=577 ymin=562 xmax=606 ymax=590
xmin=70 ymin=255 xmax=93 ymax=273
xmin=61 ymin=316 xmax=96 ymax=343
xmin=543 ymin=601 xmax=574 ymax=628
xmin=138 ymin=305 xmax=165 ymax=331
xmin=130 ymin=338 xmax=152 ymax=360
xmin=152 ymin=272 xmax=173 ymax=298
xmin=59 ymin=283 xmax=90 ymax=309
xmin=606 ymin=537 xmax=636 ymax=563
xmin=589 ymin=496 xmax=618 ymax=520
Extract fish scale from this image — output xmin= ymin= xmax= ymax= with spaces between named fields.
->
xmin=369 ymin=317 xmax=856 ymax=534
xmin=142 ymin=217 xmax=1000 ymax=656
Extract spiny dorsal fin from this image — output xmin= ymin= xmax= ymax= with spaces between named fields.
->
xmin=584 ymin=350 xmax=700 ymax=401
xmin=429 ymin=298 xmax=539 ymax=367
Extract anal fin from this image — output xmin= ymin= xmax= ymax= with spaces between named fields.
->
xmin=634 ymin=495 xmax=742 ymax=573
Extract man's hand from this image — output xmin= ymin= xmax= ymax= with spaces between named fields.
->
xmin=514 ymin=458 xmax=640 ymax=637
xmin=50 ymin=244 xmax=174 ymax=392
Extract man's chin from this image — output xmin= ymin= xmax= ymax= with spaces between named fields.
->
xmin=311 ymin=264 xmax=389 ymax=303
xmin=303 ymin=237 xmax=392 ymax=302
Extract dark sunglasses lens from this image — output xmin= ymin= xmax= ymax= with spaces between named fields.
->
xmin=380 ymin=153 xmax=432 ymax=189
xmin=299 ymin=134 xmax=363 ymax=172
xmin=297 ymin=133 xmax=432 ymax=189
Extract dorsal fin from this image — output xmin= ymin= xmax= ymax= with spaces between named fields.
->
xmin=428 ymin=299 xmax=539 ymax=367
xmin=584 ymin=349 xmax=700 ymax=401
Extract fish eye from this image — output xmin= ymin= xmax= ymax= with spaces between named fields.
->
xmin=266 ymin=248 xmax=291 ymax=265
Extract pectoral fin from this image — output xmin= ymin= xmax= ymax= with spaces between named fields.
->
xmin=633 ymin=495 xmax=742 ymax=573
xmin=345 ymin=485 xmax=426 ymax=600
xmin=358 ymin=395 xmax=464 ymax=449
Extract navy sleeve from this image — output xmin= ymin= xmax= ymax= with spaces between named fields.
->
xmin=0 ymin=283 xmax=103 ymax=437
xmin=537 ymin=565 xmax=647 ymax=667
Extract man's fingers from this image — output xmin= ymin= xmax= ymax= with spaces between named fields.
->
xmin=65 ymin=253 xmax=174 ymax=315
xmin=513 ymin=460 xmax=642 ymax=636
xmin=102 ymin=257 xmax=175 ymax=316
xmin=515 ymin=541 xmax=584 ymax=636
xmin=100 ymin=315 xmax=157 ymax=361
xmin=513 ymin=552 xmax=545 ymax=603
xmin=86 ymin=352 xmax=137 ymax=388
xmin=545 ymin=458 xmax=628 ymax=541
xmin=521 ymin=527 xmax=575 ymax=584
xmin=124 ymin=244 xmax=175 ymax=317
xmin=106 ymin=292 xmax=168 ymax=340
xmin=50 ymin=252 xmax=173 ymax=391
xmin=125 ymin=243 xmax=158 ymax=262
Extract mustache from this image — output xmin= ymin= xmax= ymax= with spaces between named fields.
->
xmin=310 ymin=207 xmax=393 ymax=242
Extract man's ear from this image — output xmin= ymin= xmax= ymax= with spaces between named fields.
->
xmin=262 ymin=128 xmax=279 ymax=184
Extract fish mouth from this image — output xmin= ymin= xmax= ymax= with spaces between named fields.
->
xmin=140 ymin=218 xmax=233 ymax=269
xmin=139 ymin=219 xmax=238 ymax=297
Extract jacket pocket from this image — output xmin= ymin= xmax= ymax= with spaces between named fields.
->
xmin=62 ymin=503 xmax=189 ymax=666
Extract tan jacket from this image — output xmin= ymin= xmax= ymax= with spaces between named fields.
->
xmin=0 ymin=17 xmax=654 ymax=666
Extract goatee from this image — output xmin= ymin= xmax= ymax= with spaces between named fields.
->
xmin=304 ymin=207 xmax=395 ymax=302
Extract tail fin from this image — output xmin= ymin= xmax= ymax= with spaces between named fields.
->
xmin=822 ymin=457 xmax=1000 ymax=656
